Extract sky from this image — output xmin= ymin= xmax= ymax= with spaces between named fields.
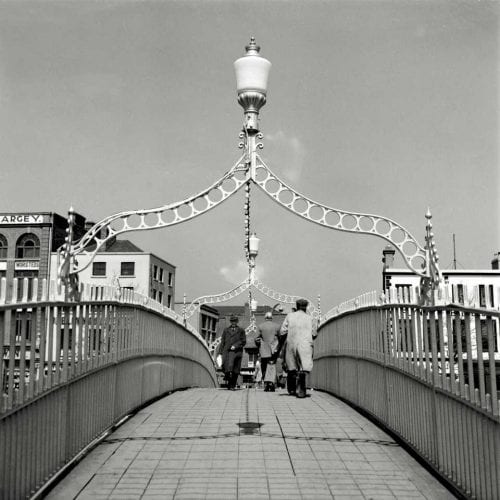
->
xmin=0 ymin=0 xmax=498 ymax=314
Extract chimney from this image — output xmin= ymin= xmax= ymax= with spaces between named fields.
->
xmin=382 ymin=245 xmax=396 ymax=270
xmin=492 ymin=252 xmax=500 ymax=270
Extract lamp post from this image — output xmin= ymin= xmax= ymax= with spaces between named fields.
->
xmin=248 ymin=232 xmax=260 ymax=282
xmin=234 ymin=37 xmax=271 ymax=133
xmin=234 ymin=38 xmax=271 ymax=182
xmin=247 ymin=232 xmax=260 ymax=329
xmin=58 ymin=38 xmax=441 ymax=308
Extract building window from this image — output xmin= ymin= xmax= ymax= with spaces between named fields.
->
xmin=92 ymin=262 xmax=106 ymax=277
xmin=167 ymin=295 xmax=172 ymax=308
xmin=479 ymin=285 xmax=486 ymax=308
xmin=395 ymin=284 xmax=411 ymax=302
xmin=16 ymin=233 xmax=40 ymax=259
xmin=159 ymin=268 xmax=164 ymax=282
xmin=0 ymin=234 xmax=7 ymax=259
xmin=152 ymin=289 xmax=157 ymax=300
xmin=158 ymin=291 xmax=163 ymax=303
xmin=489 ymin=285 xmax=495 ymax=307
xmin=383 ymin=275 xmax=391 ymax=291
xmin=120 ymin=262 xmax=135 ymax=276
xmin=14 ymin=270 xmax=38 ymax=301
xmin=454 ymin=284 xmax=464 ymax=305
xmin=15 ymin=311 xmax=32 ymax=343
xmin=153 ymin=265 xmax=158 ymax=280
xmin=168 ymin=272 xmax=173 ymax=287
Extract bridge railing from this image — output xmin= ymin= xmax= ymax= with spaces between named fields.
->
xmin=0 ymin=286 xmax=217 ymax=500
xmin=321 ymin=283 xmax=500 ymax=323
xmin=313 ymin=297 xmax=500 ymax=500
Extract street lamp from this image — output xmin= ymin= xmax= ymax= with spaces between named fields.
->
xmin=248 ymin=231 xmax=260 ymax=283
xmin=58 ymin=38 xmax=441 ymax=307
xmin=248 ymin=232 xmax=260 ymax=258
xmin=234 ymin=37 xmax=272 ymax=132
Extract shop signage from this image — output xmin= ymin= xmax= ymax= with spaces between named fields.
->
xmin=0 ymin=214 xmax=45 ymax=225
xmin=15 ymin=261 xmax=39 ymax=270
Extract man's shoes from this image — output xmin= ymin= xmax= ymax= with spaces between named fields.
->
xmin=296 ymin=371 xmax=307 ymax=398
xmin=269 ymin=383 xmax=275 ymax=392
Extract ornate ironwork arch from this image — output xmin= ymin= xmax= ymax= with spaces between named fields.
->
xmin=184 ymin=276 xmax=318 ymax=321
xmin=58 ymin=39 xmax=441 ymax=303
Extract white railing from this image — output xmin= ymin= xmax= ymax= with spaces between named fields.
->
xmin=0 ymin=277 xmax=201 ymax=340
xmin=314 ymin=301 xmax=500 ymax=500
xmin=322 ymin=284 xmax=500 ymax=323
xmin=0 ymin=293 xmax=217 ymax=499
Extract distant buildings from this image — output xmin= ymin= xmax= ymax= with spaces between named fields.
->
xmin=51 ymin=237 xmax=176 ymax=308
xmin=175 ymin=302 xmax=219 ymax=347
xmin=382 ymin=245 xmax=500 ymax=308
xmin=0 ymin=211 xmax=176 ymax=308
xmin=0 ymin=211 xmax=88 ymax=302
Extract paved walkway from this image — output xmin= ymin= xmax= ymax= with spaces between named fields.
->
xmin=47 ymin=388 xmax=456 ymax=500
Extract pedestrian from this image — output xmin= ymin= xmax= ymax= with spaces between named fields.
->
xmin=219 ymin=315 xmax=246 ymax=390
xmin=255 ymin=311 xmax=280 ymax=392
xmin=279 ymin=299 xmax=317 ymax=398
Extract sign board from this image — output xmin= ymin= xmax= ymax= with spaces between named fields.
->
xmin=0 ymin=214 xmax=45 ymax=225
xmin=0 ymin=262 xmax=6 ymax=271
xmin=15 ymin=261 xmax=39 ymax=270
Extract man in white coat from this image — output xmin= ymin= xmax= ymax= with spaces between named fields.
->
xmin=279 ymin=298 xmax=317 ymax=398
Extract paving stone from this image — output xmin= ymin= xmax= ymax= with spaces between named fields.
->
xmin=46 ymin=388 xmax=456 ymax=500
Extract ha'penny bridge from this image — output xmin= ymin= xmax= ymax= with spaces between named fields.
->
xmin=0 ymin=40 xmax=498 ymax=500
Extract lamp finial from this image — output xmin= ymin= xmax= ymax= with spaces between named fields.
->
xmin=245 ymin=37 xmax=260 ymax=55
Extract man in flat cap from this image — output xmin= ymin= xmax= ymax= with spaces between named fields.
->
xmin=255 ymin=311 xmax=281 ymax=392
xmin=219 ymin=315 xmax=246 ymax=390
xmin=279 ymin=298 xmax=317 ymax=398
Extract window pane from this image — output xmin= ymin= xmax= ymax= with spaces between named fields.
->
xmin=24 ymin=247 xmax=36 ymax=258
xmin=479 ymin=285 xmax=486 ymax=307
xmin=16 ymin=234 xmax=40 ymax=259
xmin=92 ymin=262 xmax=106 ymax=276
xmin=0 ymin=234 xmax=7 ymax=259
xmin=121 ymin=262 xmax=135 ymax=276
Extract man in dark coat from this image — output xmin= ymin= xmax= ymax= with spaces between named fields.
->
xmin=219 ymin=315 xmax=246 ymax=390
xmin=255 ymin=312 xmax=280 ymax=392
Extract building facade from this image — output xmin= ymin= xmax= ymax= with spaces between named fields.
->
xmin=382 ymin=245 xmax=500 ymax=308
xmin=0 ymin=211 xmax=176 ymax=307
xmin=0 ymin=212 xmax=87 ymax=302
xmin=50 ymin=238 xmax=176 ymax=308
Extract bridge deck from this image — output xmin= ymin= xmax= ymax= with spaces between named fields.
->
xmin=47 ymin=388 xmax=455 ymax=500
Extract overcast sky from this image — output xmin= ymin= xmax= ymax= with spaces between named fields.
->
xmin=0 ymin=1 xmax=498 ymax=313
